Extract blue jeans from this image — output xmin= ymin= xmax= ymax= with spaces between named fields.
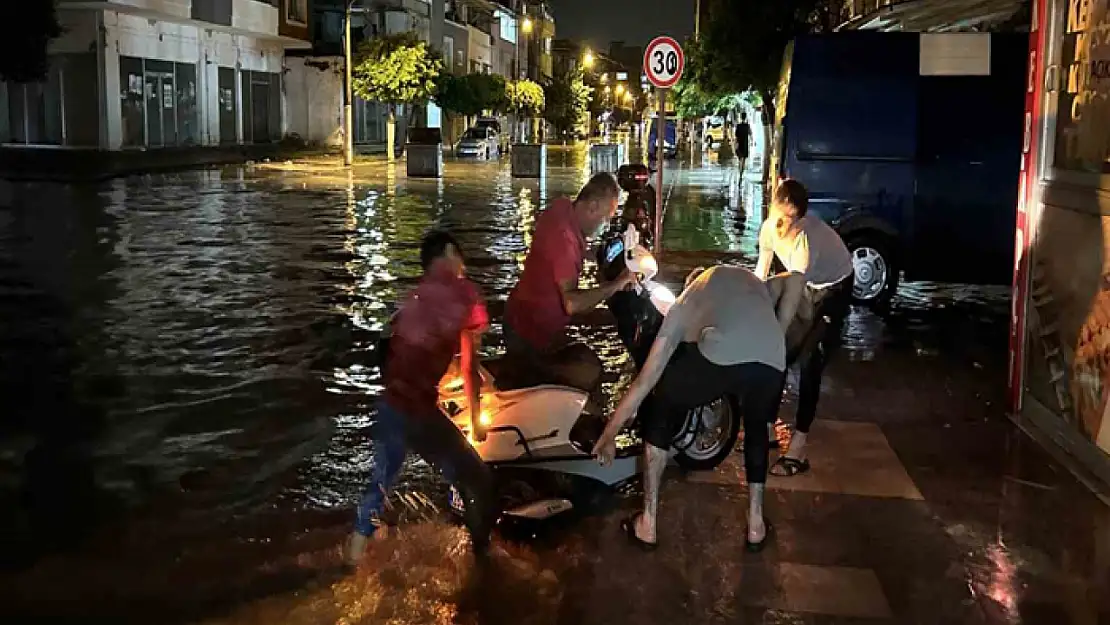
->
xmin=355 ymin=400 xmax=494 ymax=553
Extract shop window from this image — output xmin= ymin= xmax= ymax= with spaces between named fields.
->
xmin=286 ymin=0 xmax=308 ymax=25
xmin=218 ymin=67 xmax=237 ymax=144
xmin=1053 ymin=0 xmax=1110 ymax=179
xmin=118 ymin=56 xmax=201 ymax=148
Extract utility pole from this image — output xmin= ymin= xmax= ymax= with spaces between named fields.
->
xmin=694 ymin=0 xmax=701 ymax=38
xmin=343 ymin=0 xmax=355 ymax=166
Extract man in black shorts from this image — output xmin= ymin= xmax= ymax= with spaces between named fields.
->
xmin=593 ymin=265 xmax=805 ymax=552
xmin=735 ymin=112 xmax=751 ymax=172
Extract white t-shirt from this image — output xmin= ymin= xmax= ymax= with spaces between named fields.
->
xmin=665 ymin=265 xmax=786 ymax=372
xmin=759 ymin=215 xmax=853 ymax=289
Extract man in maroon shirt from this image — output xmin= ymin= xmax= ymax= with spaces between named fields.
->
xmin=504 ymin=173 xmax=635 ymax=398
xmin=346 ymin=231 xmax=494 ymax=565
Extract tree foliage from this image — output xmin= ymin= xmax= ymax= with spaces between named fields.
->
xmin=435 ymin=72 xmax=506 ymax=117
xmin=351 ymin=32 xmax=442 ymax=108
xmin=543 ymin=68 xmax=592 ymax=135
xmin=505 ymin=79 xmax=545 ymax=117
xmin=0 ymin=1 xmax=63 ymax=83
xmin=693 ymin=0 xmax=842 ymax=114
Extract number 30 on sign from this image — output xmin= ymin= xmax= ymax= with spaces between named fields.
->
xmin=643 ymin=36 xmax=684 ymax=89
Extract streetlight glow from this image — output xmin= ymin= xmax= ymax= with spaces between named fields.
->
xmin=583 ymin=49 xmax=595 ymax=68
xmin=522 ymin=17 xmax=533 ymax=34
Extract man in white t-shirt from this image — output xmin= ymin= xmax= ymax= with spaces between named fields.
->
xmin=593 ymin=265 xmax=806 ymax=552
xmin=755 ymin=179 xmax=854 ymax=477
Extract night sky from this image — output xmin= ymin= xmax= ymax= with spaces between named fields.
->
xmin=551 ymin=0 xmax=696 ymax=53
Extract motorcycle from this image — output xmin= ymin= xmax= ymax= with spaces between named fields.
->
xmin=433 ymin=164 xmax=741 ymax=522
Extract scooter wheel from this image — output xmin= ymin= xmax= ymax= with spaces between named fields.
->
xmin=674 ymin=396 xmax=741 ymax=471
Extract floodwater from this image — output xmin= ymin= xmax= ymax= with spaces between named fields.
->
xmin=0 ymin=144 xmax=1025 ymax=624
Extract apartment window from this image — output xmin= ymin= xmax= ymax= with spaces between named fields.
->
xmin=286 ymin=0 xmax=308 ymax=25
xmin=443 ymin=36 xmax=455 ymax=71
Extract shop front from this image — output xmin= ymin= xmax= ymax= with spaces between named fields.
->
xmin=1011 ymin=0 xmax=1110 ymax=490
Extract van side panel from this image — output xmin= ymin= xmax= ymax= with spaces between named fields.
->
xmin=910 ymin=34 xmax=1025 ymax=283
xmin=781 ymin=34 xmax=919 ymax=241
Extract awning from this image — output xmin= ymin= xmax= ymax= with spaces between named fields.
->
xmin=837 ymin=0 xmax=1028 ymax=32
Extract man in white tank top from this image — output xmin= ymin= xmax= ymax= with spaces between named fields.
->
xmin=593 ymin=265 xmax=806 ymax=551
xmin=755 ymin=179 xmax=854 ymax=477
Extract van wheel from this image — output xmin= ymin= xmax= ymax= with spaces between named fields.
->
xmin=845 ymin=233 xmax=898 ymax=309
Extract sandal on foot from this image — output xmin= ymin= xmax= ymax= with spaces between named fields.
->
xmin=620 ymin=514 xmax=658 ymax=551
xmin=770 ymin=457 xmax=811 ymax=477
xmin=745 ymin=521 xmax=774 ymax=553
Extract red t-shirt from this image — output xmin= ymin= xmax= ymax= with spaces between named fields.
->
xmin=505 ymin=197 xmax=587 ymax=350
xmin=383 ymin=266 xmax=489 ymax=416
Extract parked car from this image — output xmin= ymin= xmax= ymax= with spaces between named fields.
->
xmin=771 ymin=31 xmax=1026 ymax=308
xmin=456 ymin=127 xmax=500 ymax=159
xmin=704 ymin=116 xmax=726 ymax=147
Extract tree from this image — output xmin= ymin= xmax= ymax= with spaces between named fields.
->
xmin=0 ymin=1 xmax=63 ymax=83
xmin=696 ymin=0 xmax=843 ymax=107
xmin=351 ymin=32 xmax=442 ymax=161
xmin=435 ymin=72 xmax=507 ymax=121
xmin=693 ymin=0 xmax=843 ymax=175
xmin=505 ymin=79 xmax=545 ymax=142
xmin=544 ymin=68 xmax=592 ymax=138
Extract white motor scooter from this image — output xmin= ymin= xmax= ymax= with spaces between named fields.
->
xmin=433 ymin=166 xmax=741 ymax=522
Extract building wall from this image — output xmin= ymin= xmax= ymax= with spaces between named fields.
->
xmin=284 ymin=56 xmax=343 ymax=146
xmin=102 ymin=10 xmax=286 ymax=149
xmin=468 ymin=25 xmax=493 ymax=72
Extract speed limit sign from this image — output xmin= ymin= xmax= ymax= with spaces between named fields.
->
xmin=643 ymin=36 xmax=684 ymax=89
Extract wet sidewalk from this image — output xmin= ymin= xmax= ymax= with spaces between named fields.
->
xmin=6 ymin=309 xmax=1108 ymax=625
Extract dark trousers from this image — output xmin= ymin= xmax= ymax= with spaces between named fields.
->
xmin=796 ymin=278 xmax=852 ymax=434
xmin=503 ymin=323 xmax=603 ymax=402
xmin=356 ymin=400 xmax=494 ymax=554
xmin=640 ymin=343 xmax=786 ymax=484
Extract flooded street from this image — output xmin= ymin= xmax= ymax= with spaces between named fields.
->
xmin=1 ymin=146 xmax=1106 ymax=624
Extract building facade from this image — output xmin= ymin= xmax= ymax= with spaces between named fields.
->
xmin=1 ymin=0 xmax=312 ymax=152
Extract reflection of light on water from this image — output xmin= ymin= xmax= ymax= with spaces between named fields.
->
xmin=983 ymin=541 xmax=1019 ymax=623
xmin=518 ymin=187 xmax=536 ymax=270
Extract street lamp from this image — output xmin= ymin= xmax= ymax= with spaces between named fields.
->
xmin=522 ymin=17 xmax=533 ymax=34
xmin=583 ymin=49 xmax=595 ymax=69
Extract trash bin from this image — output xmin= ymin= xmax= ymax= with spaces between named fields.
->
xmin=511 ymin=143 xmax=546 ymax=178
xmin=406 ymin=127 xmax=443 ymax=178
xmin=589 ymin=143 xmax=625 ymax=174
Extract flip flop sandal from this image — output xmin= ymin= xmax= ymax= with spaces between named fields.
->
xmin=769 ymin=457 xmax=811 ymax=477
xmin=745 ymin=521 xmax=774 ymax=553
xmin=620 ymin=513 xmax=659 ymax=552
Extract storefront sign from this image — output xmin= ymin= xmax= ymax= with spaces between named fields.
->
xmin=1055 ymin=0 xmax=1110 ymax=173
xmin=1011 ymin=0 xmax=1049 ymax=413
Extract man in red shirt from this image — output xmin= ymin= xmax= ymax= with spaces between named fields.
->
xmin=346 ymin=230 xmax=494 ymax=565
xmin=504 ymin=173 xmax=635 ymax=397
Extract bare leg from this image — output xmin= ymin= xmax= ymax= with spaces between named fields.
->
xmin=635 ymin=443 xmax=668 ymax=544
xmin=748 ymin=482 xmax=766 ymax=542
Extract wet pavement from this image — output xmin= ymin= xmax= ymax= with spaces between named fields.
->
xmin=0 ymin=143 xmax=1107 ymax=624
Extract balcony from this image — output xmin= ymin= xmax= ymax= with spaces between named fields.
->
xmin=839 ymin=0 xmax=1027 ymax=32
xmin=376 ymin=0 xmax=430 ymax=18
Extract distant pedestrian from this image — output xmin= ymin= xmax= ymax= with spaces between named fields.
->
xmin=346 ymin=230 xmax=494 ymax=566
xmin=755 ymin=179 xmax=853 ymax=477
xmin=735 ymin=112 xmax=752 ymax=172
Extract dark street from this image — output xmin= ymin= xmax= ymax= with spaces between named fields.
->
xmin=1 ymin=146 xmax=1105 ymax=624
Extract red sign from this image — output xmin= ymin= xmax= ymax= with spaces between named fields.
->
xmin=1009 ymin=0 xmax=1049 ymax=414
xmin=643 ymin=36 xmax=685 ymax=89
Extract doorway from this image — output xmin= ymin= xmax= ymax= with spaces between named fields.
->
xmin=144 ymin=71 xmax=177 ymax=147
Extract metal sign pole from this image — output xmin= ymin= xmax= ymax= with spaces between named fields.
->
xmin=655 ymin=88 xmax=665 ymax=255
